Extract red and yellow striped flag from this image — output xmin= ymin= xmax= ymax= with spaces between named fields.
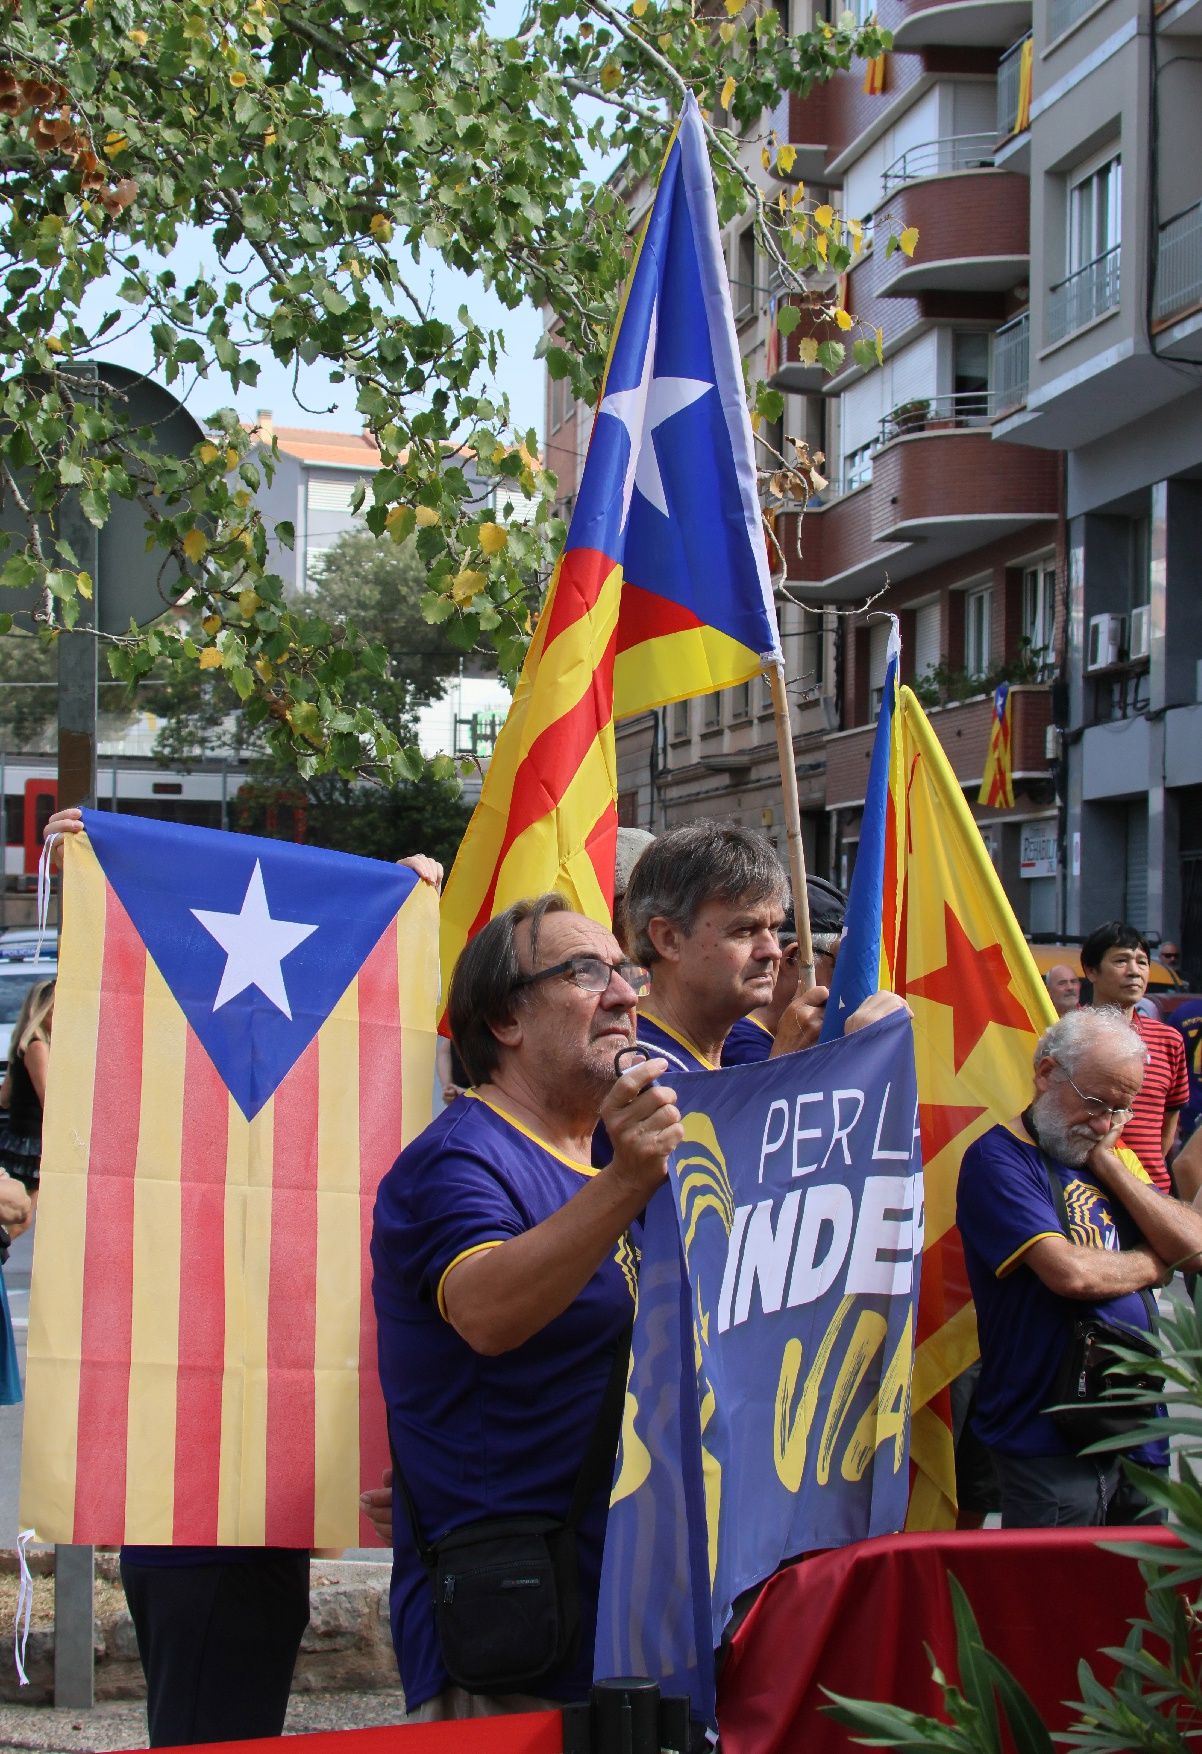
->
xmin=21 ymin=814 xmax=438 ymax=1547
xmin=978 ymin=680 xmax=1015 ymax=809
xmin=897 ymin=689 xmax=1054 ymax=1526
xmin=863 ymin=53 xmax=887 ymax=95
xmin=439 ymin=95 xmax=781 ymax=984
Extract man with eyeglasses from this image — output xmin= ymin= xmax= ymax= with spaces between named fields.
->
xmin=372 ymin=894 xmax=682 ymax=1723
xmin=956 ymin=1006 xmax=1202 ymax=1528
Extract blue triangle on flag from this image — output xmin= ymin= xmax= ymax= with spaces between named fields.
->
xmin=82 ymin=810 xmax=417 ymax=1120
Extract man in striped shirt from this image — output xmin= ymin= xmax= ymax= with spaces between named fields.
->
xmin=1082 ymin=922 xmax=1189 ymax=1194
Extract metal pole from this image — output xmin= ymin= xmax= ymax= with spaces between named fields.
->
xmin=53 ymin=1545 xmax=95 ymax=1708
xmin=768 ymin=658 xmax=814 ymax=991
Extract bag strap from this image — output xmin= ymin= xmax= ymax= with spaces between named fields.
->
xmin=390 ymin=1317 xmax=634 ymax=1568
xmin=1039 ymin=1151 xmax=1157 ymax=1332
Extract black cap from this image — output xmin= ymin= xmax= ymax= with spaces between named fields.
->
xmin=783 ymin=875 xmax=846 ymax=939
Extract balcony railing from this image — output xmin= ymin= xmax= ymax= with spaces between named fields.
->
xmin=996 ymin=34 xmax=1032 ymax=139
xmin=1047 ymin=247 xmax=1121 ymax=344
xmin=876 ymin=391 xmax=995 ymax=447
xmin=1050 ymin=0 xmax=1098 ymax=38
xmin=1154 ymin=201 xmax=1202 ymax=322
xmin=991 ymin=311 xmax=1030 ymax=411
xmin=881 ymin=133 xmax=996 ymax=194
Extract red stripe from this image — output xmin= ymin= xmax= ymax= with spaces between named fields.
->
xmin=466 ymin=621 xmax=619 ymax=938
xmin=73 ymin=885 xmax=145 ymax=1543
xmin=264 ymin=1036 xmax=319 ymax=1544
xmin=356 ymin=920 xmax=402 ymax=1545
xmin=615 ymin=580 xmax=703 ymax=654
xmin=542 ymin=547 xmax=619 ymax=649
xmin=586 ymin=803 xmax=619 ymax=906
xmin=172 ymin=1030 xmax=230 ymax=1543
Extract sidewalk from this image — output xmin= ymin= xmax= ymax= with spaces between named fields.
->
xmin=0 ymin=1687 xmax=410 ymax=1753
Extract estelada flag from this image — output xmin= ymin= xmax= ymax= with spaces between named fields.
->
xmin=978 ymin=680 xmax=1015 ymax=808
xmin=20 ymin=811 xmax=438 ymax=1548
xmin=824 ymin=654 xmax=1054 ymax=1526
xmin=439 ymin=93 xmax=781 ymax=981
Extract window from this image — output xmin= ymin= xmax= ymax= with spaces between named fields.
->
xmin=671 ymin=698 xmax=691 ymax=740
xmin=1022 ymin=563 xmax=1056 ymax=675
xmin=734 ymin=228 xmax=757 ymax=322
xmin=965 ymin=585 xmax=993 ymax=678
xmin=703 ymin=692 xmax=722 ymax=731
xmin=842 ymin=440 xmax=875 ymax=492
xmin=913 ymin=599 xmax=940 ymax=685
xmin=1069 ymin=154 xmax=1121 ymax=278
xmin=730 ymin=681 xmax=751 ymax=721
xmin=868 ymin=617 xmax=890 ymax=716
xmin=953 ymin=333 xmax=991 ymax=421
xmin=1129 ymin=517 xmax=1150 ymax=610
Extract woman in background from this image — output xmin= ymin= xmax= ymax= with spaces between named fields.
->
xmin=0 ymin=976 xmax=54 ymax=1195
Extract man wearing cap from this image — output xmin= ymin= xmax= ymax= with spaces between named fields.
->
xmin=721 ymin=877 xmax=846 ymax=1066
xmin=622 ymin=820 xmax=894 ymax=1075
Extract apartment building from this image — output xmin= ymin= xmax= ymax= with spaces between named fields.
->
xmin=546 ymin=0 xmax=1202 ymax=953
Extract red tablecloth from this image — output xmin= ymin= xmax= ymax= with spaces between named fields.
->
xmin=717 ymin=1526 xmax=1179 ymax=1754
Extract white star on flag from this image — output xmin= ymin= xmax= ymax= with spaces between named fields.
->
xmin=599 ymin=302 xmax=711 ymax=527
xmin=192 ymin=860 xmax=318 ymax=1020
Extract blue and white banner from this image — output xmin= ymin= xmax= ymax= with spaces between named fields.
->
xmin=595 ymin=1009 xmax=923 ymax=1724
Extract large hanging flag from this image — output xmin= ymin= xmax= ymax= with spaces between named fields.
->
xmin=595 ymin=1011 xmax=922 ymax=1727
xmin=824 ymin=668 xmax=1054 ymax=1527
xmin=978 ymin=680 xmax=1015 ymax=808
xmin=440 ymin=93 xmax=782 ymax=980
xmin=21 ymin=812 xmax=438 ymax=1548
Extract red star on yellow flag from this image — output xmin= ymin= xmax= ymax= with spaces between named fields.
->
xmin=906 ymin=903 xmax=1034 ymax=1073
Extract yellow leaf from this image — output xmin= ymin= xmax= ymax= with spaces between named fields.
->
xmin=750 ymin=410 xmax=762 ymax=433
xmin=182 ymin=528 xmax=207 ymax=562
xmin=600 ymin=60 xmax=621 ymax=91
xmin=658 ymin=32 xmax=671 ymax=48
xmin=263 ymin=127 xmax=276 ymax=146
xmin=103 ymin=132 xmax=128 ymax=159
xmin=198 ymin=442 xmax=220 ymax=465
xmin=848 ymin=217 xmax=862 ymax=236
xmin=632 ymin=0 xmax=648 ymax=14
xmin=238 ymin=588 xmax=261 ymax=618
xmin=719 ymin=19 xmax=735 ymax=41
xmin=368 ymin=213 xmax=393 ymax=241
xmin=815 ymin=232 xmax=828 ymax=261
xmin=875 ymin=325 xmax=884 ymax=362
xmin=814 ymin=203 xmax=834 ymax=230
xmin=415 ymin=505 xmax=439 ymax=528
xmin=199 ymin=647 xmax=223 ymax=669
xmin=797 ymin=337 xmax=819 ymax=366
xmin=724 ymin=0 xmax=741 ymax=13
xmin=791 ymin=184 xmax=805 ymax=209
xmin=75 ymin=571 xmax=93 ymax=600
xmin=760 ymin=143 xmax=770 ymax=169
xmin=478 ymin=521 xmax=508 ymax=556
xmin=834 ymin=307 xmax=854 ymax=331
xmin=899 ymin=226 xmax=919 ymax=259
xmin=44 ymin=335 xmax=63 ymax=353
xmin=225 ymin=447 xmax=239 ymax=471
xmin=234 ymin=488 xmax=251 ymax=508
xmin=228 ymin=69 xmax=247 ymax=87
xmin=776 ymin=143 xmax=797 ymax=175
xmin=385 ymin=504 xmax=411 ymax=529
xmin=721 ymin=75 xmax=737 ymax=110
xmin=255 ymin=657 xmax=274 ymax=683
xmin=777 ymin=190 xmax=786 ymax=213
xmin=128 ymin=28 xmax=148 ymax=47
xmin=451 ymin=568 xmax=487 ymax=606
xmin=202 ymin=614 xmax=221 ymax=636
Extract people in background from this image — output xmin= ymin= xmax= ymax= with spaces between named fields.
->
xmin=1044 ymin=964 xmax=1081 ymax=1019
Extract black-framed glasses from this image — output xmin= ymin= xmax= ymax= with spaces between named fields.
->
xmin=514 ymin=955 xmax=651 ymax=1000
xmin=1058 ymin=1071 xmax=1134 ymax=1126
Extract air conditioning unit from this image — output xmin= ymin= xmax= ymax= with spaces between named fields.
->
xmin=1128 ymin=603 xmax=1151 ymax=662
xmin=1086 ymin=612 xmax=1126 ymax=672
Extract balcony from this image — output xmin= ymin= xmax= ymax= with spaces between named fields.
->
xmin=767 ymin=293 xmax=844 ymax=393
xmin=876 ymin=156 xmax=1030 ymax=295
xmin=1046 ymin=247 xmax=1121 ymax=346
xmin=826 ymin=684 xmax=1053 ymax=807
xmin=991 ymin=311 xmax=1029 ymax=411
xmin=1154 ymin=201 xmax=1202 ymax=331
xmin=996 ymin=33 xmax=1032 ymax=140
xmin=785 ymin=420 xmax=1057 ymax=598
xmin=888 ymin=0 xmax=1033 ymax=49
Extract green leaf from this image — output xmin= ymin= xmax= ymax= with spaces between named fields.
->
xmin=775 ymin=303 xmax=803 ymax=337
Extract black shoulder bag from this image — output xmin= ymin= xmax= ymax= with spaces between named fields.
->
xmin=391 ymin=1323 xmax=631 ymax=1696
xmin=1037 ymin=1147 xmax=1164 ymax=1449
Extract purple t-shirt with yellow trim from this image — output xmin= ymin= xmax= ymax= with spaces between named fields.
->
xmin=635 ymin=1011 xmax=715 ymax=1075
xmin=371 ymin=1093 xmax=638 ymax=1711
xmin=720 ymin=1014 xmax=774 ymax=1067
xmin=957 ymin=1123 xmax=1165 ymax=1463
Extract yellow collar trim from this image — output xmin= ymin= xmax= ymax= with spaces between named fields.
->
xmin=745 ymin=1015 xmax=774 ymax=1037
xmin=465 ymin=1089 xmax=597 ymax=1177
xmin=638 ymin=1009 xmax=718 ymax=1072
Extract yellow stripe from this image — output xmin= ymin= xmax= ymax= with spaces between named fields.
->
xmin=313 ymin=973 xmax=362 ymax=1548
xmin=614 ymin=625 xmax=765 ymax=719
xmin=436 ymin=1241 xmax=505 ymax=1321
xmin=123 ymin=954 xmax=185 ymax=1542
xmin=909 ymin=1297 xmax=979 ymax=1412
xmin=216 ymin=1085 xmax=247 ymax=1544
xmin=637 ymin=1009 xmax=717 ymax=1071
xmin=905 ymin=1403 xmax=957 ymax=1531
xmin=465 ymin=1090 xmax=597 ymax=1176
xmin=400 ymin=885 xmax=440 ymax=1153
xmin=20 ymin=836 xmax=105 ymax=1537
xmin=996 ymin=1230 xmax=1062 ymax=1279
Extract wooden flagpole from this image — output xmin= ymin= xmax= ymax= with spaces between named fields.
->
xmin=767 ymin=657 xmax=814 ymax=992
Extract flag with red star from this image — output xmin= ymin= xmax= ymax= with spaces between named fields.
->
xmin=828 ymin=675 xmax=1055 ymax=1525
xmin=978 ymin=681 xmax=1015 ymax=809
